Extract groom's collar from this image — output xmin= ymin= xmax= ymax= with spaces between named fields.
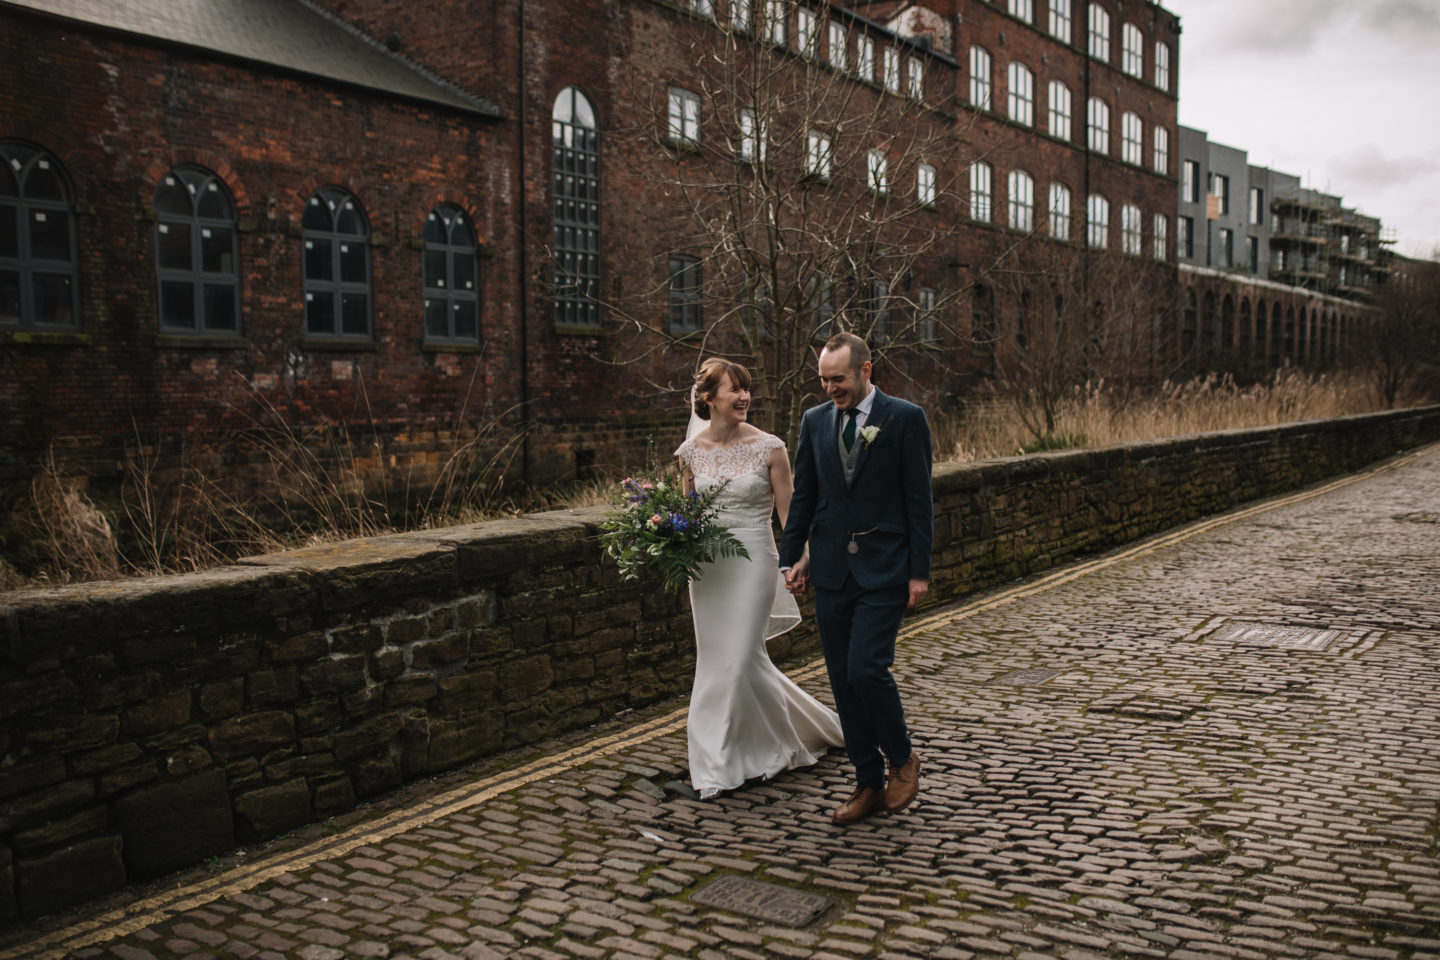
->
xmin=853 ymin=384 xmax=877 ymax=419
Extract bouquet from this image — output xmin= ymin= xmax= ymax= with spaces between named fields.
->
xmin=599 ymin=469 xmax=749 ymax=592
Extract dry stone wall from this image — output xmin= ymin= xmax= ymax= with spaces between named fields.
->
xmin=2 ymin=406 xmax=1438 ymax=922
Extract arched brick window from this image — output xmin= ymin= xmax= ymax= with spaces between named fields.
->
xmin=423 ymin=204 xmax=480 ymax=344
xmin=0 ymin=141 xmax=80 ymax=329
xmin=302 ymin=186 xmax=370 ymax=338
xmin=552 ymin=86 xmax=601 ymax=329
xmin=154 ymin=166 xmax=240 ymax=333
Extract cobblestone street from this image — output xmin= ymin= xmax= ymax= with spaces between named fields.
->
xmin=5 ymin=445 xmax=1438 ymax=960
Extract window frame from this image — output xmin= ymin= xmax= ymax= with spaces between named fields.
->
xmin=806 ymin=129 xmax=833 ymax=181
xmin=918 ymin=286 xmax=937 ymax=343
xmin=969 ymin=161 xmax=993 ymax=223
xmin=667 ymin=87 xmax=702 ymax=148
xmin=301 ymin=186 xmax=372 ymax=339
xmin=827 ymin=20 xmax=848 ymax=71
xmin=1153 ymin=213 xmax=1169 ymax=260
xmin=883 ymin=47 xmax=902 ymax=93
xmin=1048 ymin=80 xmax=1072 ymax=141
xmin=1087 ymin=96 xmax=1110 ymax=154
xmin=1121 ymin=202 xmax=1142 ymax=255
xmin=969 ymin=46 xmax=993 ymax=110
xmin=1154 ymin=41 xmax=1171 ymax=91
xmin=1008 ymin=170 xmax=1036 ymax=232
xmin=1153 ymin=125 xmax=1169 ymax=174
xmin=731 ymin=0 xmax=751 ymax=32
xmin=1182 ymin=160 xmax=1200 ymax=204
xmin=1087 ymin=193 xmax=1110 ymax=249
xmin=866 ymin=148 xmax=890 ymax=195
xmin=796 ymin=6 xmax=819 ymax=57
xmin=907 ymin=56 xmax=925 ymax=100
xmin=0 ymin=141 xmax=82 ymax=331
xmin=1049 ymin=182 xmax=1072 ymax=240
xmin=1008 ymin=0 xmax=1034 ymax=24
xmin=765 ymin=0 xmax=787 ymax=46
xmin=422 ymin=203 xmax=481 ymax=345
xmin=552 ymin=86 xmax=602 ymax=329
xmin=153 ymin=165 xmax=241 ymax=335
xmin=1121 ymin=111 xmax=1142 ymax=165
xmin=857 ymin=34 xmax=876 ymax=81
xmin=1049 ymin=0 xmax=1072 ymax=43
xmin=917 ymin=162 xmax=937 ymax=206
xmin=1088 ymin=4 xmax=1111 ymax=61
xmin=1007 ymin=62 xmax=1035 ymax=127
xmin=1121 ymin=23 xmax=1144 ymax=77
xmin=668 ymin=254 xmax=703 ymax=332
xmin=739 ymin=107 xmax=768 ymax=164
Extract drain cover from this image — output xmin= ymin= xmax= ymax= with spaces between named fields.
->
xmin=692 ymin=875 xmax=833 ymax=927
xmin=992 ymin=668 xmax=1063 ymax=685
xmin=1211 ymin=622 xmax=1339 ymax=651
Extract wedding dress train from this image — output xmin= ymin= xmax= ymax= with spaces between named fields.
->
xmin=676 ymin=434 xmax=844 ymax=798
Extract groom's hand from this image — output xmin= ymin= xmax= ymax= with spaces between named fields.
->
xmin=784 ymin=558 xmax=810 ymax=595
xmin=907 ymin=578 xmax=929 ymax=609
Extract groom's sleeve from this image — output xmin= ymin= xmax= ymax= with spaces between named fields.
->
xmin=903 ymin=406 xmax=934 ymax=582
xmin=779 ymin=413 xmax=817 ymax=569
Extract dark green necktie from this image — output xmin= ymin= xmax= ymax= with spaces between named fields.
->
xmin=842 ymin=409 xmax=858 ymax=451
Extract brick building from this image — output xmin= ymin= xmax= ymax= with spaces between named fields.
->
xmin=2 ymin=0 xmax=1183 ymax=509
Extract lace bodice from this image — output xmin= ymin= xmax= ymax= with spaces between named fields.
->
xmin=675 ymin=433 xmax=785 ymax=529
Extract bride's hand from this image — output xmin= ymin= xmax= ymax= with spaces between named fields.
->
xmin=785 ymin=557 xmax=810 ymax=595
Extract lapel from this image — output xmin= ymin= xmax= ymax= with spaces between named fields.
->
xmin=848 ymin=387 xmax=887 ymax=490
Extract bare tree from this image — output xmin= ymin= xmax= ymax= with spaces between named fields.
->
xmin=558 ymin=5 xmax=982 ymax=438
xmin=1360 ymin=252 xmax=1440 ymax=408
xmin=988 ymin=242 xmax=1175 ymax=441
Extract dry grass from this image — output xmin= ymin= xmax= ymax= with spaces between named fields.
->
xmin=933 ymin=371 xmax=1390 ymax=462
xmin=2 ymin=369 xmax=1412 ymax=590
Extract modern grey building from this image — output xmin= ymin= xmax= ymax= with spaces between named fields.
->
xmin=1177 ymin=126 xmax=1389 ymax=303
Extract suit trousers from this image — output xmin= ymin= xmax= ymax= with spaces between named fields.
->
xmin=813 ymin=573 xmax=912 ymax=790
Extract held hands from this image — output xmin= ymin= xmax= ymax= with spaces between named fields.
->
xmin=907 ymin=578 xmax=929 ymax=609
xmin=784 ymin=556 xmax=811 ymax=596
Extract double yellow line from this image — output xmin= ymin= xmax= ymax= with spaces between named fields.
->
xmin=5 ymin=444 xmax=1429 ymax=960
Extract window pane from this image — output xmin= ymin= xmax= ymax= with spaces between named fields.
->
xmin=156 ymin=221 xmax=192 ymax=270
xmin=341 ymin=292 xmax=368 ymax=334
xmin=423 ymin=212 xmax=447 ymax=243
xmin=306 ymin=291 xmax=334 ymax=333
xmin=196 ymin=181 xmax=232 ymax=219
xmin=302 ymin=197 xmax=331 ymax=230
xmin=30 ymin=209 xmax=70 ymax=261
xmin=160 ymin=279 xmax=196 ymax=328
xmin=25 ymin=161 xmax=65 ymax=202
xmin=424 ymin=248 xmax=448 ymax=288
xmin=0 ymin=203 xmax=16 ymax=258
xmin=335 ymin=200 xmax=364 ymax=236
xmin=200 ymin=226 xmax=233 ymax=274
xmin=0 ymin=270 xmax=20 ymax=323
xmin=304 ymin=238 xmax=332 ymax=281
xmin=340 ymin=243 xmax=366 ymax=284
xmin=424 ymin=298 xmax=448 ymax=338
xmin=154 ymin=176 xmax=192 ymax=216
xmin=202 ymin=283 xmax=237 ymax=330
xmin=453 ymin=252 xmax=476 ymax=292
xmin=453 ymin=300 xmax=477 ymax=340
xmin=31 ymin=273 xmax=73 ymax=324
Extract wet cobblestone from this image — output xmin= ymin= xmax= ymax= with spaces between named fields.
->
xmin=10 ymin=446 xmax=1440 ymax=959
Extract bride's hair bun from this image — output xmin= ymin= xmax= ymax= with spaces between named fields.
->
xmin=693 ymin=358 xmax=753 ymax=419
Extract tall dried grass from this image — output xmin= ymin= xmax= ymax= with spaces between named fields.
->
xmin=933 ymin=370 xmax=1385 ymax=463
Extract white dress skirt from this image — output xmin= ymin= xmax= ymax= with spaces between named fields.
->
xmin=676 ymin=434 xmax=844 ymax=798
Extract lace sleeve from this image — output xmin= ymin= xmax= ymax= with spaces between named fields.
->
xmin=673 ymin=437 xmax=694 ymax=467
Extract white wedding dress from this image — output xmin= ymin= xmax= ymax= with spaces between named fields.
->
xmin=675 ymin=433 xmax=844 ymax=798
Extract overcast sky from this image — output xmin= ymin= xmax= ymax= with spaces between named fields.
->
xmin=1163 ymin=0 xmax=1440 ymax=260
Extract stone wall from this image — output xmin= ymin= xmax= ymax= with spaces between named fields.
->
xmin=3 ymin=406 xmax=1438 ymax=923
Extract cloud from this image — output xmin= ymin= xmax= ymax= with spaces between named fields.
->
xmin=1328 ymin=145 xmax=1440 ymax=192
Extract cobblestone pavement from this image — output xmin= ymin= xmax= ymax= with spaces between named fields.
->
xmin=10 ymin=446 xmax=1440 ymax=960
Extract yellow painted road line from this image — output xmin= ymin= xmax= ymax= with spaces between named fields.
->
xmin=6 ymin=443 xmax=1431 ymax=960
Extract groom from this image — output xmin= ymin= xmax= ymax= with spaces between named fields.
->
xmin=780 ymin=332 xmax=933 ymax=825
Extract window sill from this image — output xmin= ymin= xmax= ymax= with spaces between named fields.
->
xmin=421 ymin=341 xmax=485 ymax=353
xmin=155 ymin=333 xmax=246 ymax=349
xmin=553 ymin=324 xmax=606 ymax=337
xmin=300 ymin=338 xmax=378 ymax=352
xmin=1 ymin=330 xmax=90 ymax=346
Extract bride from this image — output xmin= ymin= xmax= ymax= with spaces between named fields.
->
xmin=674 ymin=358 xmax=844 ymax=798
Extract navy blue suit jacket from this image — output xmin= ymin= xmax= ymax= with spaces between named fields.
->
xmin=779 ymin=387 xmax=934 ymax=591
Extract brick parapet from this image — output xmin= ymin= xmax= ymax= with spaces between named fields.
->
xmin=3 ymin=406 xmax=1438 ymax=922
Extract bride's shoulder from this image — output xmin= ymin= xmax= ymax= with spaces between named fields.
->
xmin=754 ymin=430 xmax=786 ymax=453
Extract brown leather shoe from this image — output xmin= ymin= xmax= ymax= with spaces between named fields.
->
xmin=883 ymin=753 xmax=920 ymax=813
xmin=831 ymin=786 xmax=885 ymax=825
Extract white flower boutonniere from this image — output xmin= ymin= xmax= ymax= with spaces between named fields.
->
xmin=858 ymin=425 xmax=881 ymax=448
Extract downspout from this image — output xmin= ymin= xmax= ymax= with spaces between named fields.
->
xmin=517 ymin=0 xmax=532 ymax=485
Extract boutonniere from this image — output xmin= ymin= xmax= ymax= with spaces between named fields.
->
xmin=858 ymin=425 xmax=881 ymax=448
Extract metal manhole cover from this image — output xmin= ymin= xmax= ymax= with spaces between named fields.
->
xmin=1211 ymin=622 xmax=1339 ymax=650
xmin=992 ymin=668 xmax=1062 ymax=685
xmin=692 ymin=875 xmax=833 ymax=927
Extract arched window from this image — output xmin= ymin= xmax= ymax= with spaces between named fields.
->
xmin=302 ymin=186 xmax=370 ymax=338
xmin=1221 ymin=294 xmax=1234 ymax=356
xmin=423 ymin=204 xmax=480 ymax=344
xmin=1239 ymin=298 xmax=1252 ymax=357
xmin=1007 ymin=171 xmax=1034 ymax=232
xmin=154 ymin=166 xmax=239 ymax=333
xmin=1 ymin=141 xmax=79 ymax=329
xmin=552 ymin=86 xmax=601 ymax=329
